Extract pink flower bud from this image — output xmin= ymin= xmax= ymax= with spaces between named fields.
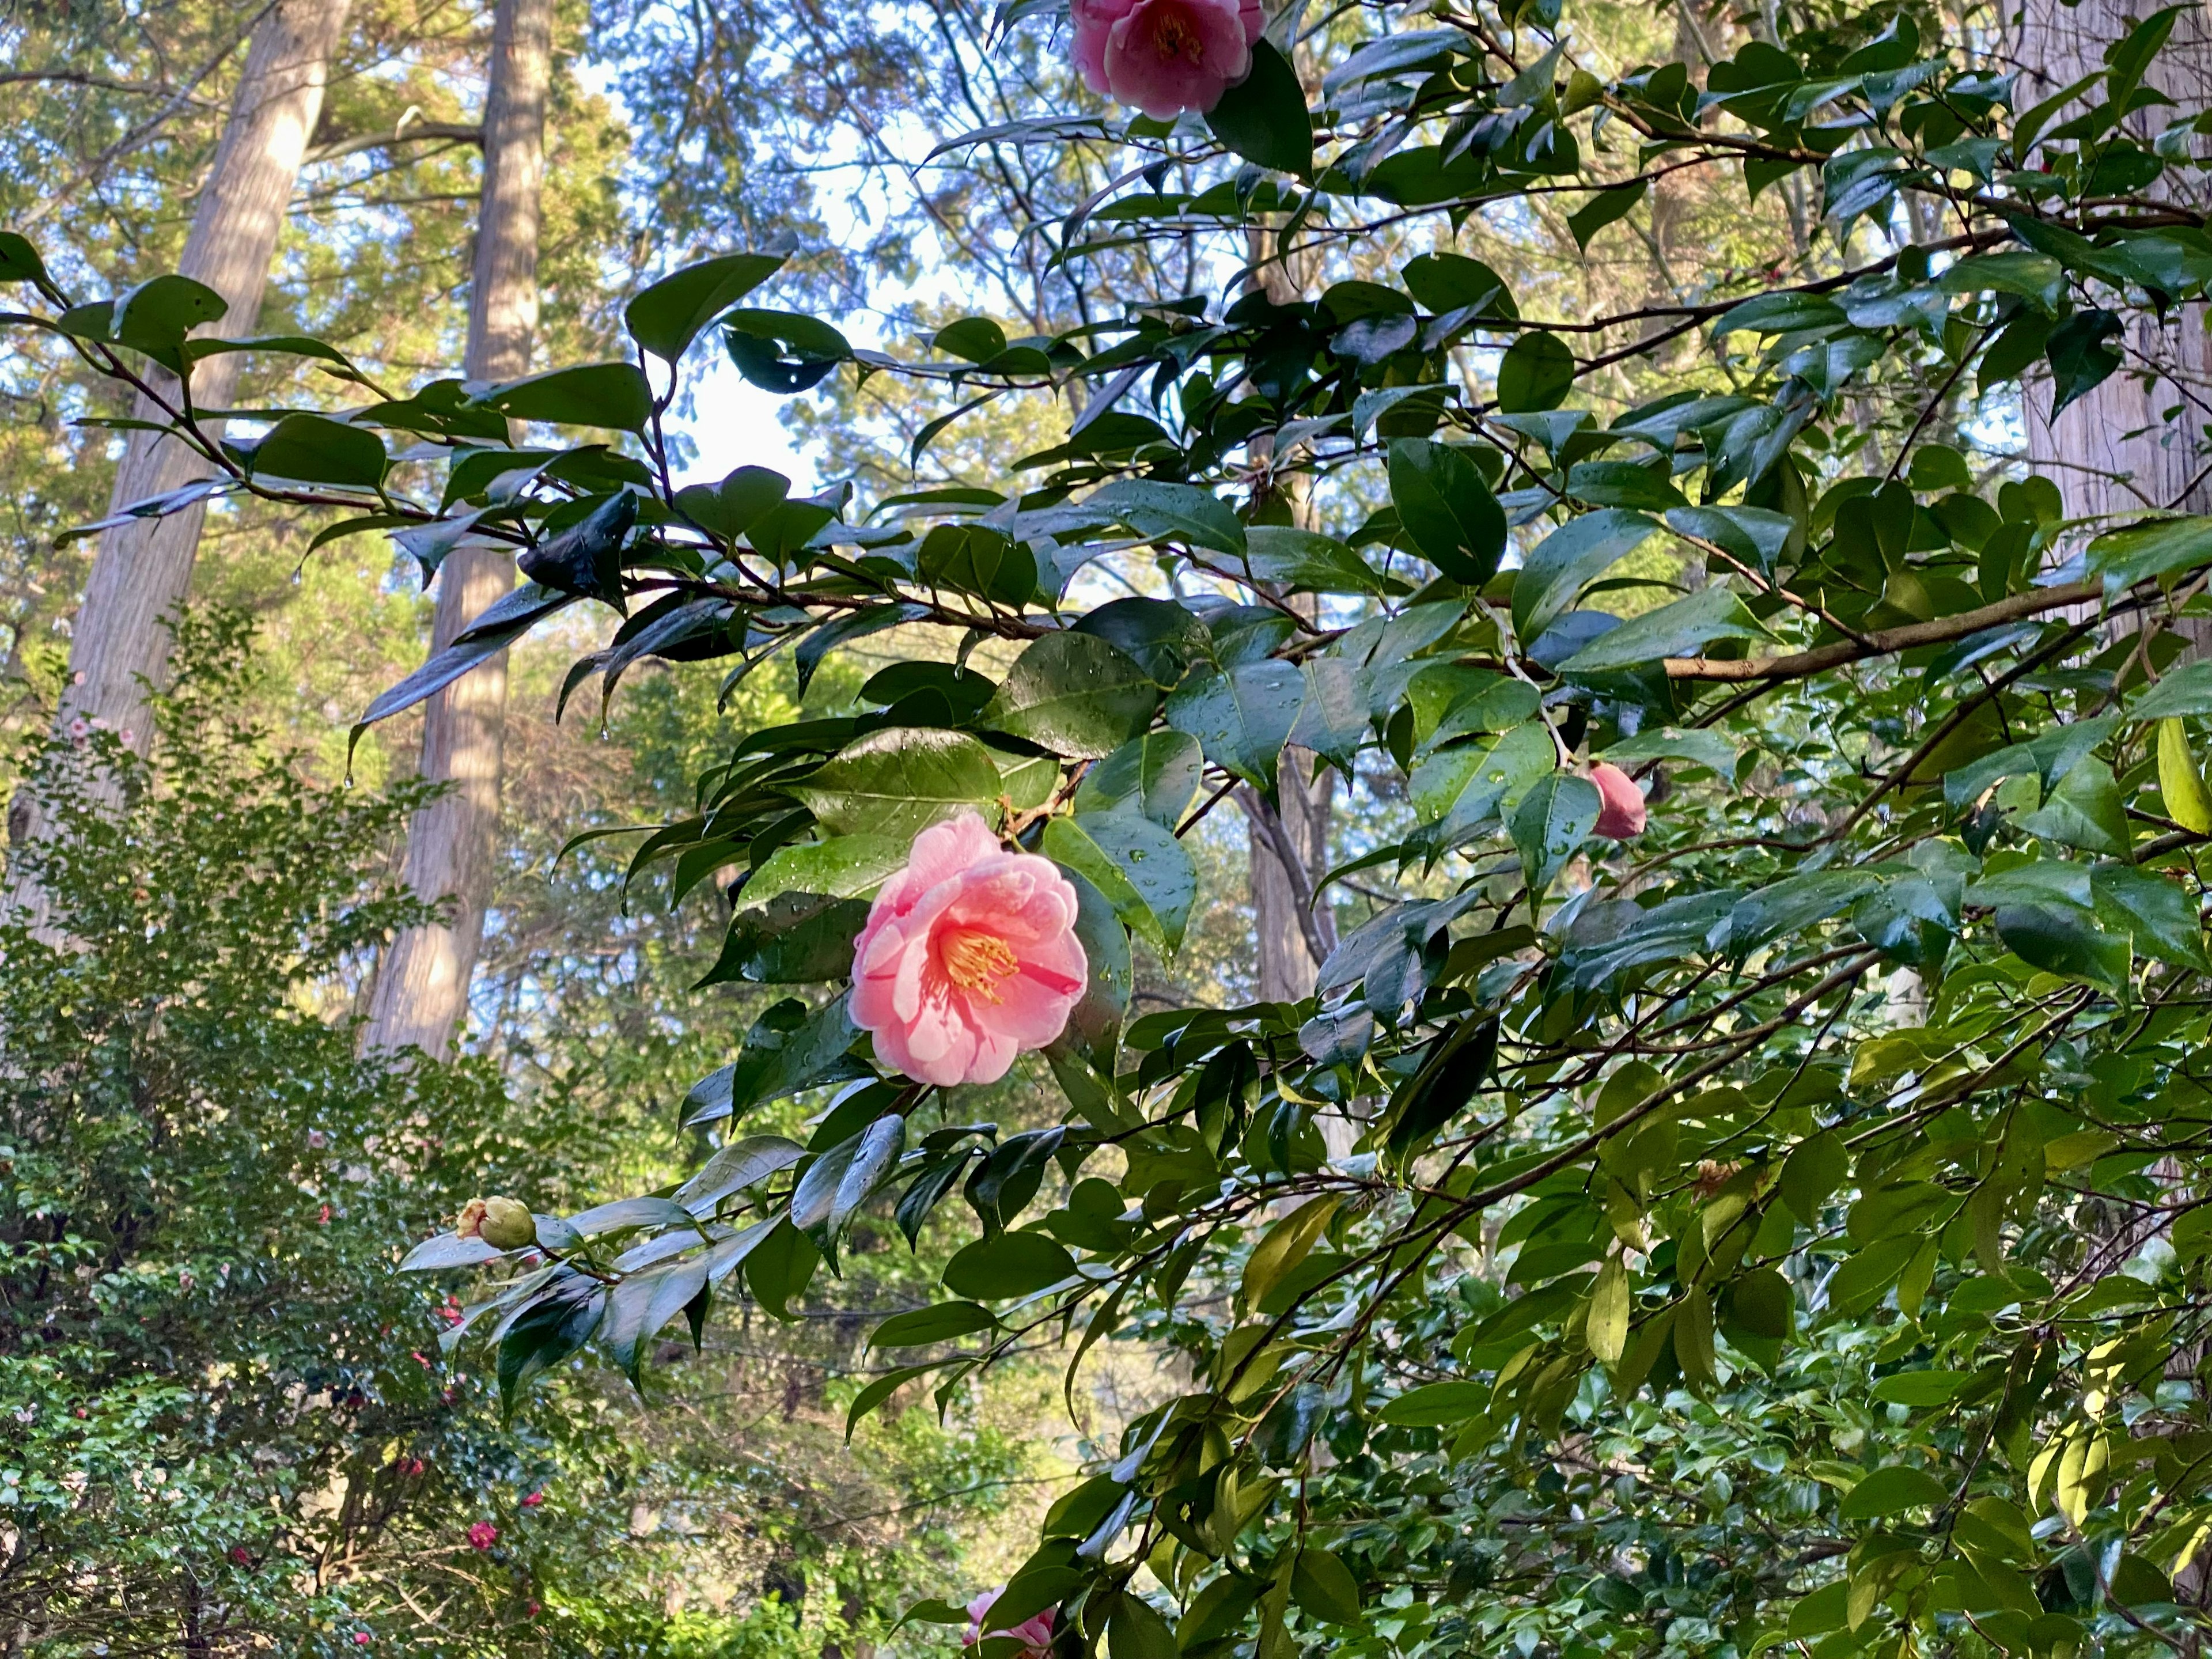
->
xmin=1589 ymin=763 xmax=1647 ymax=839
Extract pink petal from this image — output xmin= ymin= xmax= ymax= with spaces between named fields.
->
xmin=1590 ymin=762 xmax=1647 ymax=839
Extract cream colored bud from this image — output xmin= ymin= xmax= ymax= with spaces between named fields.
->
xmin=477 ymin=1198 xmax=537 ymax=1251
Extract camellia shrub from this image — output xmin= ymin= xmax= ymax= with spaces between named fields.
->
xmin=9 ymin=1 xmax=2212 ymax=1657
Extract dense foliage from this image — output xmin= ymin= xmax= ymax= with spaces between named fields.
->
xmin=0 ymin=616 xmax=1043 ymax=1654
xmin=9 ymin=3 xmax=2212 ymax=1659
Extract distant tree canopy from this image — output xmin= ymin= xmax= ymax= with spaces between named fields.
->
xmin=9 ymin=1 xmax=2212 ymax=1659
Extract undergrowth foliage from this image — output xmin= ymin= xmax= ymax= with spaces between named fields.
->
xmin=9 ymin=1 xmax=2212 ymax=1657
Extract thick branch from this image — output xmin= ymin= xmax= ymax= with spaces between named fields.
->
xmin=302 ymin=121 xmax=485 ymax=165
xmin=1665 ymin=578 xmax=2104 ymax=681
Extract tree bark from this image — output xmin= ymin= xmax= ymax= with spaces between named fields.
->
xmin=1244 ymin=753 xmax=1337 ymax=1002
xmin=3 ymin=0 xmax=352 ymax=920
xmin=2017 ymin=0 xmax=2212 ymax=524
xmin=358 ymin=0 xmax=552 ymax=1057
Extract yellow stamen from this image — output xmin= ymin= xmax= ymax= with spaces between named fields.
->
xmin=1154 ymin=13 xmax=1203 ymax=63
xmin=941 ymin=930 xmax=1020 ymax=1000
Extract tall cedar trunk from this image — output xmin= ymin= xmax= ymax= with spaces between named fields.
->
xmin=358 ymin=0 xmax=552 ymax=1056
xmin=2018 ymin=0 xmax=2212 ymax=525
xmin=3 ymin=0 xmax=351 ymax=915
xmin=1240 ymin=218 xmax=1336 ymax=1003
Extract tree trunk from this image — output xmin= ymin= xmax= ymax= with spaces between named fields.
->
xmin=1244 ymin=754 xmax=1336 ymax=1002
xmin=2018 ymin=0 xmax=2212 ymax=524
xmin=1238 ymin=202 xmax=1338 ymax=1006
xmin=3 ymin=0 xmax=352 ymax=922
xmin=358 ymin=0 xmax=552 ymax=1057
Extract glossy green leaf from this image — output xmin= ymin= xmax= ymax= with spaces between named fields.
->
xmin=793 ymin=727 xmax=1005 ymax=842
xmin=982 ymin=631 xmax=1157 ymax=759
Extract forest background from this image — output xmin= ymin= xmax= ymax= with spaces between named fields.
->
xmin=0 ymin=0 xmax=1357 ymax=1647
xmin=6 ymin=0 xmax=2207 ymax=1650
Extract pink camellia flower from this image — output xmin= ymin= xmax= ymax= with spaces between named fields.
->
xmin=850 ymin=813 xmax=1087 ymax=1089
xmin=467 ymin=1521 xmax=498 ymax=1551
xmin=1077 ymin=0 xmax=1262 ymax=119
xmin=965 ymin=1589 xmax=1056 ymax=1659
xmin=521 ymin=1490 xmax=544 ymax=1508
xmin=1589 ymin=763 xmax=1647 ymax=839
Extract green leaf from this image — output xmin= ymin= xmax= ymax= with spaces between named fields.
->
xmin=697 ymin=891 xmax=870 ymax=986
xmin=724 ymin=309 xmax=851 ymax=393
xmin=1839 ymin=1465 xmax=1949 ymax=1520
xmin=2046 ymin=308 xmax=2123 ymax=418
xmin=1664 ymin=504 xmax=1797 ymax=575
xmin=1588 ymin=1255 xmax=1630 ymax=1365
xmin=2092 ymin=863 xmax=2210 ymax=971
xmin=1497 ymin=331 xmax=1575 ymax=412
xmin=1075 ymin=730 xmax=1203 ymax=827
xmin=743 ymin=1218 xmax=821 ymax=1319
xmin=1165 ymin=662 xmax=1304 ymax=797
xmin=674 ymin=464 xmax=791 ymax=541
xmin=982 ymin=631 xmax=1157 ymax=759
xmin=1086 ymin=479 xmax=1246 ymax=555
xmin=1599 ymin=726 xmax=1740 ymax=777
xmin=1243 ymin=525 xmax=1387 ymax=594
xmin=1049 ymin=869 xmax=1132 ymax=1075
xmin=1206 ymin=40 xmax=1313 ymax=175
xmin=1512 ymin=772 xmax=1600 ymax=896
xmin=1557 ymin=585 xmax=1769 ymax=673
xmin=626 ymin=252 xmax=786 ymax=362
xmin=2089 ymin=516 xmax=2212 ymax=596
xmin=1725 ymin=871 xmax=1883 ymax=956
xmin=1377 ymin=1378 xmax=1487 ymax=1426
xmin=870 ymin=1300 xmax=999 ymax=1348
xmin=740 ymin=835 xmax=906 ymax=912
xmin=942 ymin=1232 xmax=1079 ymax=1300
xmin=675 ymin=1134 xmax=807 ymax=1216
xmin=793 ymin=727 xmax=1005 ymax=842
xmin=1408 ymin=722 xmax=1556 ymax=828
xmin=497 ymin=1287 xmax=605 ymax=1418
xmin=1995 ymin=900 xmax=2131 ymax=991
xmin=352 ymin=584 xmax=577 ymax=748
xmin=1043 ymin=812 xmax=1196 ymax=955
xmin=933 ymin=317 xmax=1008 ymax=362
xmin=1401 ymin=251 xmax=1517 ymax=317
xmin=844 ymin=1362 xmax=936 ymax=1439
xmin=1241 ymin=1195 xmax=1339 ymax=1309
xmin=112 ymin=274 xmax=226 ymax=370
xmin=2158 ymin=719 xmax=2212 ymax=833
xmin=1567 ymin=180 xmax=1647 ymax=249
xmin=601 ymin=1258 xmax=710 ymax=1381
xmin=1389 ymin=439 xmax=1507 ymax=585
xmin=684 ymin=995 xmax=866 ymax=1126
xmin=399 ymin=1233 xmax=502 ymax=1271
xmin=1290 ymin=1550 xmax=1363 ymax=1624
xmin=1109 ymin=1593 xmax=1180 ymax=1659
xmin=242 ymin=414 xmax=387 ymax=489
xmin=916 ymin=524 xmax=1036 ymax=606
xmin=471 ymin=362 xmax=655 ymax=431
xmin=1869 ymin=1370 xmax=1972 ymax=1406
xmin=2017 ymin=757 xmax=2130 ymax=854
xmin=1725 ymin=1267 xmax=1793 ymax=1340
xmin=791 ymin=1113 xmax=906 ymax=1265
xmin=0 ymin=232 xmax=51 ymax=286
xmin=1779 ymin=1130 xmax=1846 ymax=1224
xmin=1512 ymin=510 xmax=1661 ymax=641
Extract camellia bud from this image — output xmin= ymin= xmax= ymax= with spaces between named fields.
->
xmin=476 ymin=1197 xmax=537 ymax=1251
xmin=1589 ymin=762 xmax=1648 ymax=840
xmin=453 ymin=1198 xmax=489 ymax=1239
